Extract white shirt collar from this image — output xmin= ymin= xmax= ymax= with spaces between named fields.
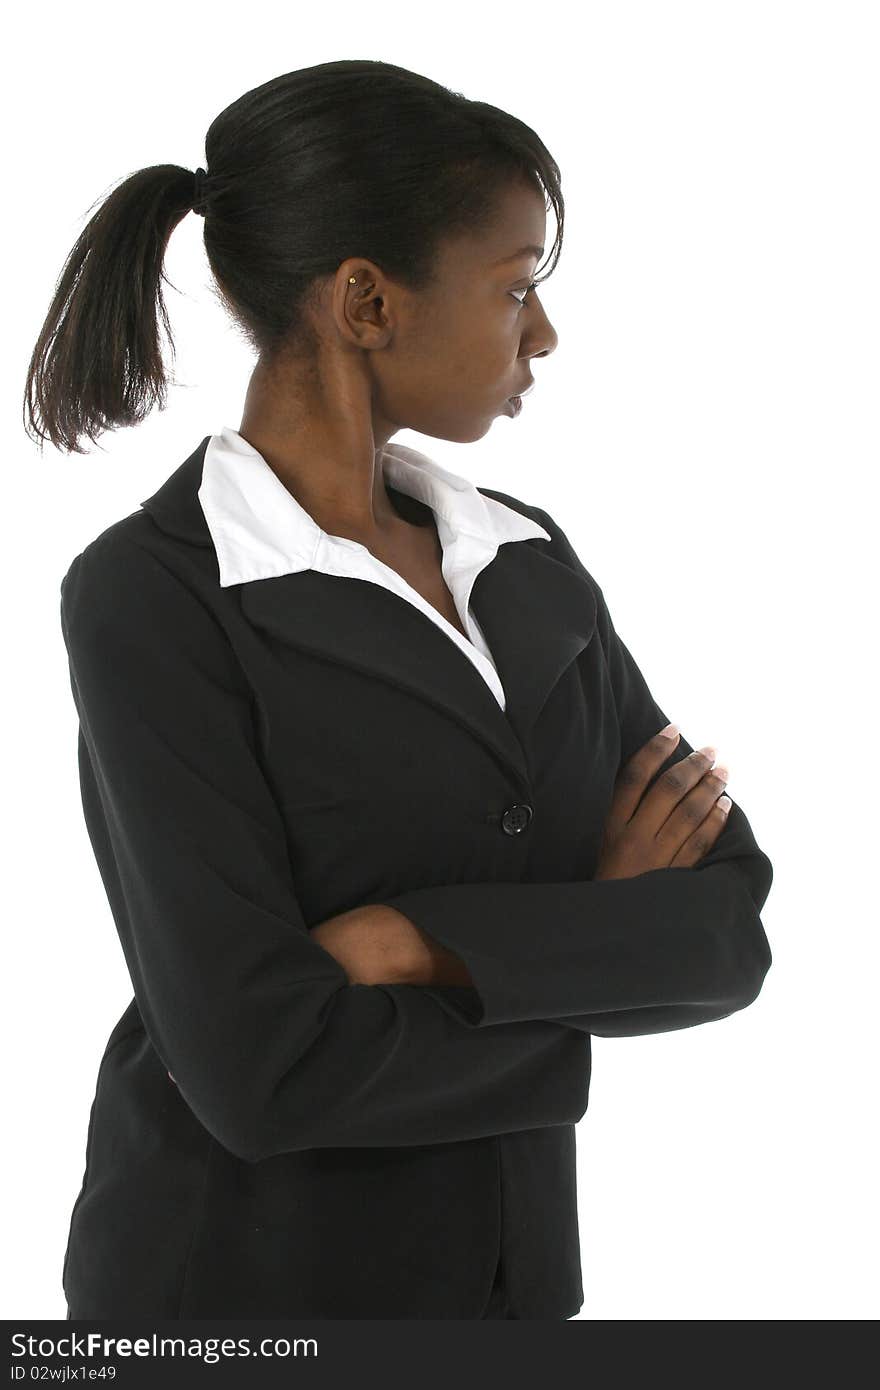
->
xmin=197 ymin=425 xmax=550 ymax=588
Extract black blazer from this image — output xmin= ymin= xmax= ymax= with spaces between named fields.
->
xmin=59 ymin=435 xmax=773 ymax=1320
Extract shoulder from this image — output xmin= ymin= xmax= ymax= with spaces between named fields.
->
xmin=477 ymin=485 xmax=603 ymax=586
xmin=59 ymin=510 xmax=227 ymax=665
xmin=477 ymin=484 xmax=552 ymax=532
xmin=62 ymin=512 xmax=169 ymax=616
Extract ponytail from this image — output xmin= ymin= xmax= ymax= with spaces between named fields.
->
xmin=23 ymin=164 xmax=197 ymax=454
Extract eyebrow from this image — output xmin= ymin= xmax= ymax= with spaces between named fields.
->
xmin=491 ymin=244 xmax=545 ymax=265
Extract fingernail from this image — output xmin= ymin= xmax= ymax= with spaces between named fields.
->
xmin=659 ymin=722 xmax=679 ymax=739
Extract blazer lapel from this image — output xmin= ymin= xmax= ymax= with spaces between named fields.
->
xmin=140 ymin=437 xmax=599 ymax=787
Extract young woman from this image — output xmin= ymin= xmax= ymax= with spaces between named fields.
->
xmin=25 ymin=59 xmax=773 ymax=1321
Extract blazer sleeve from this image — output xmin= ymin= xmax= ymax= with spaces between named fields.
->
xmin=385 ymin=506 xmax=774 ymax=1038
xmin=59 ymin=534 xmax=591 ymax=1165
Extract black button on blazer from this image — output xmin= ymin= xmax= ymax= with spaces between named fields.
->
xmin=58 ymin=435 xmax=773 ymax=1320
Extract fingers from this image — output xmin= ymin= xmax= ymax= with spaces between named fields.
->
xmin=613 ymin=727 xmax=719 ymax=834
xmin=608 ymin=724 xmax=685 ymax=828
xmin=668 ymin=794 xmax=732 ymax=867
xmin=630 ymin=745 xmax=719 ymax=834
xmin=654 ymin=760 xmax=730 ymax=854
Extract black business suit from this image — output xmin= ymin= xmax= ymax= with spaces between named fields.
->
xmin=59 ymin=434 xmax=773 ymax=1320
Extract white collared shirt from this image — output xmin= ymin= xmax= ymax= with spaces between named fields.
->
xmin=197 ymin=426 xmax=550 ymax=710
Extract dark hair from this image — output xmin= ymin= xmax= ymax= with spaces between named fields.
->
xmin=23 ymin=59 xmax=564 ymax=455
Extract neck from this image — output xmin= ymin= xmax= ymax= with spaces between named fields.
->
xmin=238 ymin=357 xmax=403 ymax=544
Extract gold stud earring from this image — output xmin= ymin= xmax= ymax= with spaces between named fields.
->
xmin=349 ymin=276 xmax=356 ymax=284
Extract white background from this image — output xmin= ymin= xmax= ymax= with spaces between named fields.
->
xmin=4 ymin=0 xmax=877 ymax=1321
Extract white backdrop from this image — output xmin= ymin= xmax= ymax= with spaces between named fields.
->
xmin=5 ymin=0 xmax=877 ymax=1322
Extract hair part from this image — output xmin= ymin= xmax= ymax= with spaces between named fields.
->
xmin=23 ymin=59 xmax=564 ymax=455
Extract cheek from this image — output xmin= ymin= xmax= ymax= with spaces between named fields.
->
xmin=377 ymin=301 xmax=515 ymax=413
xmin=449 ymin=316 xmax=517 ymax=384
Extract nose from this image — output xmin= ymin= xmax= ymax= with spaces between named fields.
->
xmin=529 ymin=312 xmax=558 ymax=361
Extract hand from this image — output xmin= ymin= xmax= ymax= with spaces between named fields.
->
xmin=310 ymin=904 xmax=473 ymax=987
xmin=309 ymin=904 xmax=410 ymax=984
xmin=595 ymin=728 xmax=731 ymax=880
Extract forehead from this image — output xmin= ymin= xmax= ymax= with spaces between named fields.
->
xmin=481 ymin=182 xmax=548 ymax=269
xmin=491 ymin=242 xmax=545 ymax=267
xmin=443 ymin=184 xmax=549 ymax=274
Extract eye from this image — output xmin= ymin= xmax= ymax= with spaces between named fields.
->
xmin=509 ymin=280 xmax=539 ymax=308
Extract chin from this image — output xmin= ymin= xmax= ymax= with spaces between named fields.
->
xmin=413 ymin=419 xmax=494 ymax=445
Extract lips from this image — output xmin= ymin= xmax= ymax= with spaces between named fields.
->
xmin=510 ymin=381 xmax=535 ymax=400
